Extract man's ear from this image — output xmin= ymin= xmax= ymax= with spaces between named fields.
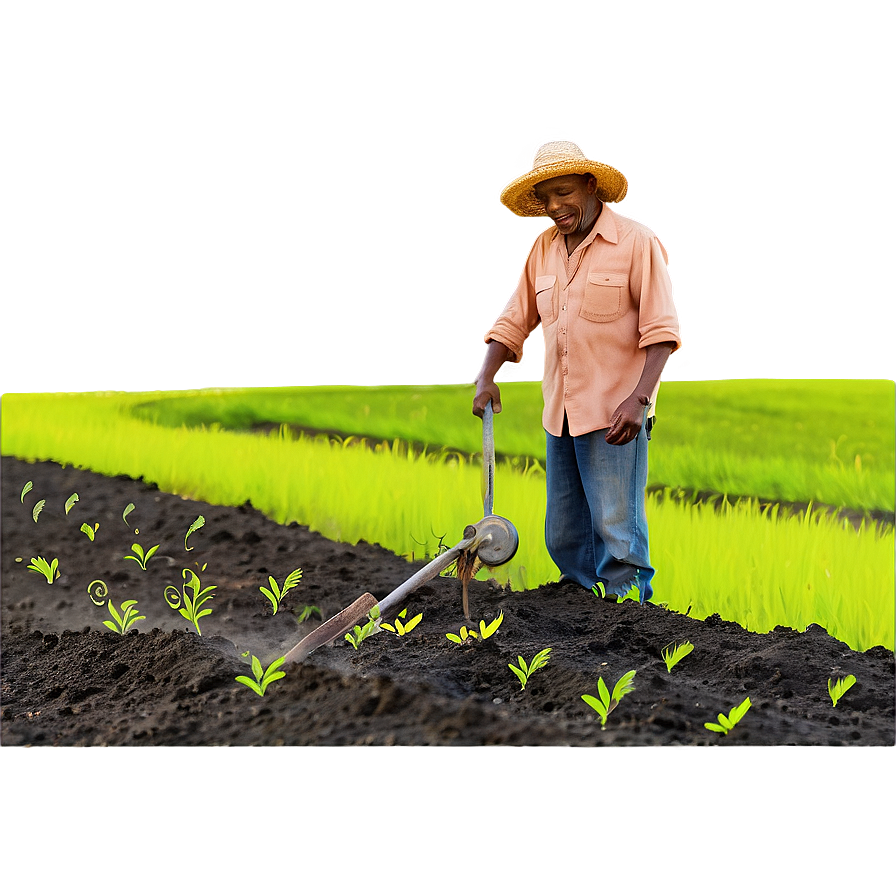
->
xmin=586 ymin=174 xmax=598 ymax=194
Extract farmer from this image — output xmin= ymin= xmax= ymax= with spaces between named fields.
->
xmin=472 ymin=141 xmax=681 ymax=604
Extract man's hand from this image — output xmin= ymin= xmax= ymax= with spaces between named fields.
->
xmin=605 ymin=394 xmax=648 ymax=445
xmin=472 ymin=340 xmax=512 ymax=417
xmin=473 ymin=380 xmax=502 ymax=417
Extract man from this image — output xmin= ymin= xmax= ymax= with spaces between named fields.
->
xmin=472 ymin=141 xmax=681 ymax=605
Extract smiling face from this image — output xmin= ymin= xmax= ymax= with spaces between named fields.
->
xmin=532 ymin=173 xmax=601 ymax=238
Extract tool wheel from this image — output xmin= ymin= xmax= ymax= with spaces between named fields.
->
xmin=475 ymin=515 xmax=519 ymax=567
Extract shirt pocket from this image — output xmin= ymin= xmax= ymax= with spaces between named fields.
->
xmin=534 ymin=274 xmax=557 ymax=325
xmin=580 ymin=271 xmax=628 ymax=322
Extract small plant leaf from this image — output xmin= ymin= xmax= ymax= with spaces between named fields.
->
xmin=21 ymin=481 xmax=33 ymax=503
xmin=122 ymin=502 xmax=135 ymax=526
xmin=80 ymin=522 xmax=96 ymax=541
xmin=184 ymin=515 xmax=205 ymax=550
xmin=282 ymin=568 xmax=303 ymax=595
xmin=32 ymin=499 xmax=46 ymax=522
xmin=704 ymin=722 xmax=728 ymax=734
xmin=296 ymin=605 xmax=322 ymax=623
xmin=612 ymin=670 xmax=637 ymax=703
xmin=597 ymin=677 xmax=611 ymax=708
xmin=65 ymin=493 xmax=79 ymax=514
xmin=729 ymin=697 xmax=752 ymax=725
xmin=479 ymin=611 xmax=504 ymax=640
xmin=235 ymin=675 xmax=264 ymax=696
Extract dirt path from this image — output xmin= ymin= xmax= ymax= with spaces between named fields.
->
xmin=2 ymin=455 xmax=893 ymax=746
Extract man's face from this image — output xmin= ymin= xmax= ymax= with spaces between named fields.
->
xmin=533 ymin=174 xmax=600 ymax=235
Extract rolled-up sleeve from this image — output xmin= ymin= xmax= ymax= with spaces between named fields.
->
xmin=484 ymin=236 xmax=545 ymax=362
xmin=633 ymin=232 xmax=682 ymax=351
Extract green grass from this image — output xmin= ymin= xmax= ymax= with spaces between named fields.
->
xmin=2 ymin=387 xmax=893 ymax=652
xmin=128 ymin=380 xmax=895 ymax=512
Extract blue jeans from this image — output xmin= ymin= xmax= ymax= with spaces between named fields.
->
xmin=544 ymin=412 xmax=654 ymax=603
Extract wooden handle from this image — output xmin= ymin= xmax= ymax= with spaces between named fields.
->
xmin=282 ymin=592 xmax=379 ymax=664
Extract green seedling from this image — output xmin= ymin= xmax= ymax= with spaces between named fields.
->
xmin=27 ymin=556 xmax=59 ymax=583
xmin=259 ymin=568 xmax=303 ymax=615
xmin=446 ymin=624 xmax=479 ymax=644
xmin=21 ymin=481 xmax=33 ymax=503
xmin=591 ymin=581 xmax=606 ymax=599
xmin=80 ymin=522 xmax=100 ymax=541
xmin=345 ymin=606 xmax=382 ymax=650
xmin=662 ymin=640 xmax=694 ymax=672
xmin=236 ymin=655 xmax=286 ymax=697
xmin=381 ymin=607 xmax=423 ymax=636
xmin=65 ymin=493 xmax=79 ymax=514
xmin=296 ymin=604 xmax=323 ymax=623
xmin=509 ymin=648 xmax=552 ymax=690
xmin=124 ymin=542 xmax=160 ymax=571
xmin=704 ymin=697 xmax=752 ymax=736
xmin=32 ymin=499 xmax=46 ymax=522
xmin=478 ymin=611 xmax=504 ymax=640
xmin=582 ymin=670 xmax=637 ymax=729
xmin=122 ymin=502 xmax=136 ymax=531
xmin=103 ymin=599 xmax=146 ymax=634
xmin=828 ymin=674 xmax=856 ymax=707
xmin=164 ymin=564 xmax=217 ymax=635
xmin=184 ymin=515 xmax=205 ymax=551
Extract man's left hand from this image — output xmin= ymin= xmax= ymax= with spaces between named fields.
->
xmin=605 ymin=395 xmax=648 ymax=445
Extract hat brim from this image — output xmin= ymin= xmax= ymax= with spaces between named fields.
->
xmin=500 ymin=160 xmax=628 ymax=217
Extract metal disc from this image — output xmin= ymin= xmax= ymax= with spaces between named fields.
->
xmin=475 ymin=515 xmax=519 ymax=567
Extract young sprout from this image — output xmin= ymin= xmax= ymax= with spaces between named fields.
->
xmin=345 ymin=606 xmax=382 ymax=650
xmin=259 ymin=568 xmax=303 ymax=615
xmin=381 ymin=607 xmax=423 ymax=636
xmin=236 ymin=656 xmax=287 ymax=697
xmin=164 ymin=564 xmax=217 ymax=635
xmin=124 ymin=542 xmax=160 ymax=571
xmin=446 ymin=624 xmax=479 ymax=644
xmin=103 ymin=599 xmax=146 ymax=634
xmin=704 ymin=697 xmax=752 ymax=736
xmin=478 ymin=611 xmax=504 ymax=640
xmin=295 ymin=605 xmax=323 ymax=624
xmin=65 ymin=493 xmax=79 ymax=514
xmin=509 ymin=648 xmax=552 ymax=691
xmin=184 ymin=515 xmax=205 ymax=551
xmin=582 ymin=670 xmax=637 ymax=729
xmin=80 ymin=522 xmax=100 ymax=541
xmin=662 ymin=640 xmax=694 ymax=672
xmin=828 ymin=675 xmax=857 ymax=707
xmin=32 ymin=499 xmax=46 ymax=523
xmin=27 ymin=556 xmax=60 ymax=583
xmin=122 ymin=502 xmax=136 ymax=530
xmin=20 ymin=481 xmax=33 ymax=503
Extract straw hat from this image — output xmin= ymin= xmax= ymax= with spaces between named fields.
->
xmin=500 ymin=141 xmax=627 ymax=216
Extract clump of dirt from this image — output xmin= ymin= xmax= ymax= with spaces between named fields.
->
xmin=2 ymin=455 xmax=893 ymax=746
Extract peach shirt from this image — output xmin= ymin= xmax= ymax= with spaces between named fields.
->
xmin=485 ymin=204 xmax=681 ymax=437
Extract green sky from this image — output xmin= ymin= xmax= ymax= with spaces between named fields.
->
xmin=0 ymin=0 xmax=894 ymax=391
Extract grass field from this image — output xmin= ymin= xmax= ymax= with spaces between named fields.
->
xmin=129 ymin=379 xmax=895 ymax=512
xmin=2 ymin=381 xmax=894 ymax=651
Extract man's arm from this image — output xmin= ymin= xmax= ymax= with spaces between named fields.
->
xmin=472 ymin=340 xmax=514 ymax=417
xmin=604 ymin=341 xmax=676 ymax=445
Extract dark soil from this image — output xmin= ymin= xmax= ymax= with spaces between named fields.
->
xmin=2 ymin=455 xmax=893 ymax=746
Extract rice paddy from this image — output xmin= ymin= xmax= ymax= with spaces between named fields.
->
xmin=2 ymin=381 xmax=893 ymax=651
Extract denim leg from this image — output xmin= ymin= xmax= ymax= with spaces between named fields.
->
xmin=545 ymin=414 xmax=655 ymax=603
xmin=545 ymin=420 xmax=596 ymax=589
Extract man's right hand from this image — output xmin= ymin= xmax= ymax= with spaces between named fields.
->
xmin=472 ymin=340 xmax=512 ymax=417
xmin=473 ymin=380 xmax=502 ymax=418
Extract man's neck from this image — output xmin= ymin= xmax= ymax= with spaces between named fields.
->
xmin=564 ymin=201 xmax=603 ymax=256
